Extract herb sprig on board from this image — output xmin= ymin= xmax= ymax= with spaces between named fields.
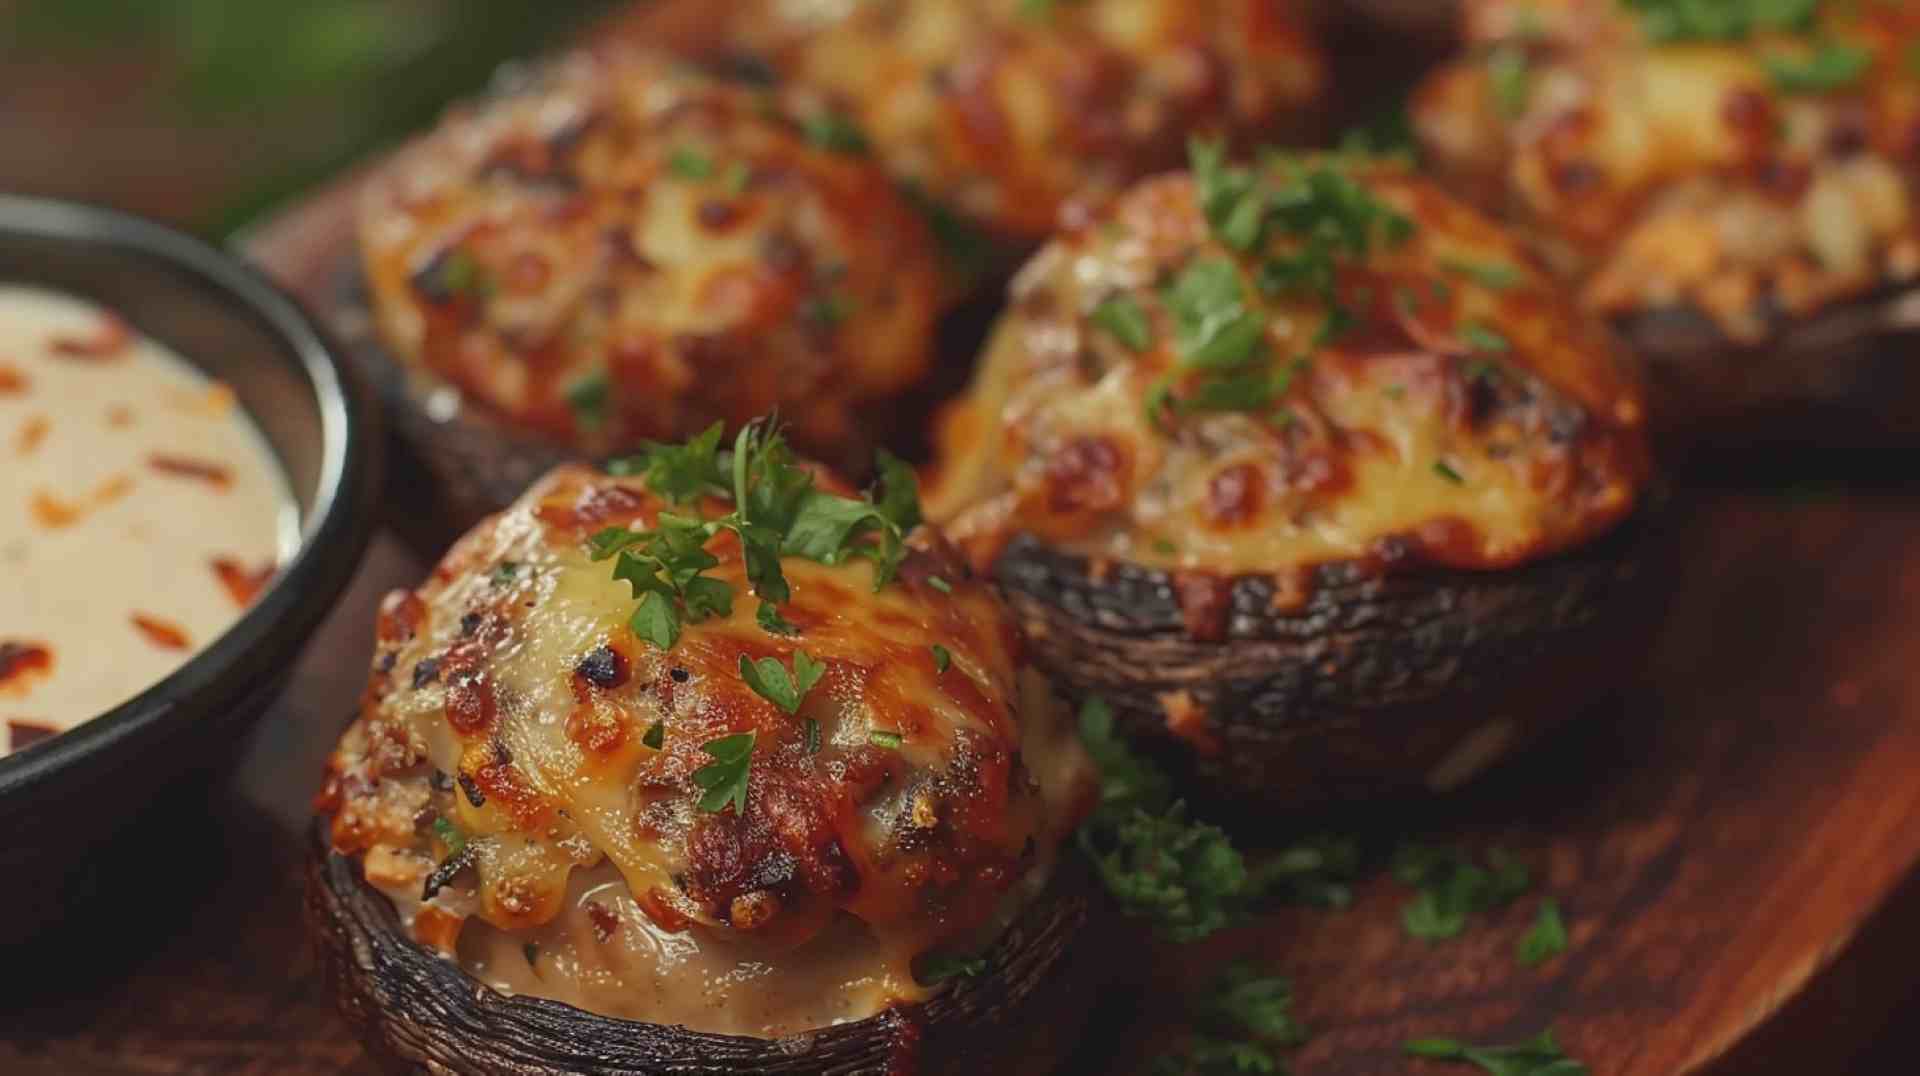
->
xmin=1151 ymin=964 xmax=1310 ymax=1075
xmin=1620 ymin=0 xmax=1819 ymax=42
xmin=592 ymin=420 xmax=921 ymax=650
xmin=1405 ymin=1027 xmax=1588 ymax=1075
xmin=1075 ymin=698 xmax=1362 ymax=940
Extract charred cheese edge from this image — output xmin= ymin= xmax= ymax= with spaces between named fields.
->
xmin=1415 ymin=0 xmax=1920 ymax=341
xmin=319 ymin=465 xmax=1095 ymax=1037
xmin=925 ymin=161 xmax=1650 ymax=587
xmin=618 ymin=0 xmax=1327 ymax=240
xmin=358 ymin=46 xmax=941 ymax=462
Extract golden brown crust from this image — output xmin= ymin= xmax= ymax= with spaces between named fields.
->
xmin=317 ymin=462 xmax=1095 ymax=1030
xmin=616 ymin=0 xmax=1327 ymax=240
xmin=1414 ymin=0 xmax=1920 ymax=343
xmin=358 ymin=47 xmax=941 ymax=463
xmin=925 ymin=158 xmax=1650 ymax=587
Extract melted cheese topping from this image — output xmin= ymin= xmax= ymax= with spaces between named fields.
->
xmin=1414 ymin=0 xmax=1920 ymax=339
xmin=0 ymin=287 xmax=295 ymax=758
xmin=925 ymin=165 xmax=1649 ymax=585
xmin=359 ymin=46 xmax=940 ymax=466
xmin=619 ymin=0 xmax=1327 ymax=239
xmin=321 ymin=465 xmax=1094 ymax=1036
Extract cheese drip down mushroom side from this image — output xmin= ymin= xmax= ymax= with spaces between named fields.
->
xmin=316 ymin=445 xmax=1096 ymax=1038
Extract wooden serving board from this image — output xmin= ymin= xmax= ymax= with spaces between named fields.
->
xmin=5 ymin=174 xmax=1920 ymax=1076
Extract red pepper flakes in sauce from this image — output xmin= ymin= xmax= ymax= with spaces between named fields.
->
xmin=31 ymin=475 xmax=135 ymax=528
xmin=149 ymin=453 xmax=233 ymax=489
xmin=211 ymin=557 xmax=276 ymax=607
xmin=7 ymin=720 xmax=59 ymax=752
xmin=14 ymin=414 xmax=49 ymax=456
xmin=106 ymin=405 xmax=134 ymax=428
xmin=0 ymin=642 xmax=54 ymax=694
xmin=130 ymin=613 xmax=192 ymax=651
xmin=0 ymin=362 xmax=26 ymax=395
xmin=49 ymin=314 xmax=132 ymax=360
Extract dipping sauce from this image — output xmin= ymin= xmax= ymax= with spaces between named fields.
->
xmin=1 ymin=286 xmax=298 ymax=758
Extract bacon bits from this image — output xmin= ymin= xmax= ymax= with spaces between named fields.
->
xmin=0 ymin=641 xmax=53 ymax=694
xmin=212 ymin=557 xmax=276 ymax=607
xmin=7 ymin=720 xmax=59 ymax=752
xmin=149 ymin=453 xmax=234 ymax=490
xmin=130 ymin=613 xmax=192 ymax=651
xmin=49 ymin=314 xmax=132 ymax=360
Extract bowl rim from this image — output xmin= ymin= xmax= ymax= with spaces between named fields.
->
xmin=0 ymin=193 xmax=381 ymax=795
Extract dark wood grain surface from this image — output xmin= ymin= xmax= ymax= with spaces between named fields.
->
xmin=5 ymin=180 xmax=1920 ymax=1076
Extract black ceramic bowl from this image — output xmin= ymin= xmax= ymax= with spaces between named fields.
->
xmin=0 ymin=195 xmax=380 ymax=946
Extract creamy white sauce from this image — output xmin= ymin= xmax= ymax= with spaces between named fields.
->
xmin=0 ymin=286 xmax=298 ymax=757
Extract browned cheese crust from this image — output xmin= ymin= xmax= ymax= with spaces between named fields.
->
xmin=1414 ymin=0 xmax=1920 ymax=346
xmin=316 ymin=463 xmax=1094 ymax=1036
xmin=358 ymin=47 xmax=941 ymax=464
xmin=927 ymin=157 xmax=1650 ymax=628
xmin=616 ymin=0 xmax=1328 ymax=241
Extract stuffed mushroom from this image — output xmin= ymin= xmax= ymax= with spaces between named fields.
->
xmin=616 ymin=0 xmax=1328 ymax=244
xmin=925 ymin=146 xmax=1656 ymax=808
xmin=308 ymin=428 xmax=1099 ymax=1074
xmin=351 ymin=47 xmax=943 ymax=535
xmin=1413 ymin=0 xmax=1920 ymax=454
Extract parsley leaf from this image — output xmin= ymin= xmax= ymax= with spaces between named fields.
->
xmin=1441 ymin=257 xmax=1522 ymax=290
xmin=1092 ymin=294 xmax=1153 ymax=351
xmin=1765 ymin=41 xmax=1872 ymax=94
xmin=1395 ymin=844 xmax=1530 ymax=941
xmin=564 ymin=372 xmax=610 ymax=432
xmin=869 ymin=729 xmax=904 ymax=749
xmin=930 ymin=643 xmax=952 ymax=672
xmin=738 ymin=650 xmax=826 ymax=715
xmin=1165 ymin=258 xmax=1265 ymax=370
xmin=917 ymin=952 xmax=988 ymax=984
xmin=1434 ymin=460 xmax=1466 ymax=484
xmin=1518 ymin=897 xmax=1569 ymax=966
xmin=431 ymin=816 xmax=466 ymax=858
xmin=1461 ymin=323 xmax=1511 ymax=353
xmin=1487 ymin=44 xmax=1532 ymax=118
xmin=1151 ymin=964 xmax=1309 ymax=1076
xmin=1405 ymin=1027 xmax=1587 ymax=1075
xmin=1622 ymin=0 xmax=1817 ymax=42
xmin=803 ymin=110 xmax=869 ymax=155
xmin=609 ymin=422 xmax=730 ymax=504
xmin=642 ymin=721 xmax=665 ymax=750
xmin=691 ymin=731 xmax=755 ymax=814
xmin=668 ymin=146 xmax=714 ymax=180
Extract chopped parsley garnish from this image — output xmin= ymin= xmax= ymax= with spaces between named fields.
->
xmin=667 ymin=147 xmax=714 ymax=180
xmin=869 ymin=729 xmax=904 ymax=749
xmin=803 ymin=717 xmax=823 ymax=754
xmin=1518 ymin=897 xmax=1569 ymax=966
xmin=429 ymin=249 xmax=493 ymax=303
xmin=1166 ymin=258 xmax=1267 ymax=369
xmin=1433 ymin=460 xmax=1466 ymax=485
xmin=1091 ymin=294 xmax=1153 ymax=351
xmin=489 ymin=561 xmax=520 ymax=586
xmin=738 ymin=650 xmax=825 ymax=715
xmin=1467 ymin=359 xmax=1506 ymax=384
xmin=803 ymin=110 xmax=870 ymax=155
xmin=930 ymin=643 xmax=951 ymax=672
xmin=522 ymin=941 xmax=539 ymax=966
xmin=1394 ymin=843 xmax=1530 ymax=941
xmin=596 ymin=421 xmax=923 ymax=650
xmin=564 ymin=371 xmax=611 ymax=432
xmin=691 ymin=731 xmax=755 ymax=814
xmin=902 ymin=181 xmax=997 ymax=283
xmin=642 ymin=720 xmax=665 ymax=750
xmin=1150 ymin=963 xmax=1309 ymax=1076
xmin=1764 ymin=41 xmax=1872 ymax=93
xmin=1461 ymin=323 xmax=1511 ymax=353
xmin=1487 ymin=44 xmax=1532 ymax=118
xmin=1621 ymin=0 xmax=1818 ymax=42
xmin=926 ymin=575 xmax=953 ymax=594
xmin=431 ymin=816 xmax=466 ymax=858
xmin=722 ymin=161 xmax=751 ymax=195
xmin=801 ymin=292 xmax=854 ymax=328
xmin=1441 ymin=257 xmax=1522 ymax=290
xmin=1075 ymin=698 xmax=1361 ymax=940
xmin=1405 ymin=1027 xmax=1587 ymax=1075
xmin=917 ymin=952 xmax=988 ymax=984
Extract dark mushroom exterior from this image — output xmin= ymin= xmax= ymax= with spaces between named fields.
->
xmin=347 ymin=46 xmax=943 ymax=538
xmin=1413 ymin=0 xmax=1920 ymax=463
xmin=925 ymin=151 xmax=1656 ymax=809
xmin=308 ymin=456 xmax=1100 ymax=1073
xmin=613 ymin=0 xmax=1328 ymax=244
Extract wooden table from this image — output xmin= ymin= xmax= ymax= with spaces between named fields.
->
xmin=6 ymin=189 xmax=1920 ymax=1076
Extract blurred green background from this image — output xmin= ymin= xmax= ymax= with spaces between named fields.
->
xmin=1 ymin=0 xmax=626 ymax=238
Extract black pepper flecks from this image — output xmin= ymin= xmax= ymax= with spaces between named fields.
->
xmin=412 ymin=656 xmax=443 ymax=689
xmin=457 ymin=771 xmax=486 ymax=808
